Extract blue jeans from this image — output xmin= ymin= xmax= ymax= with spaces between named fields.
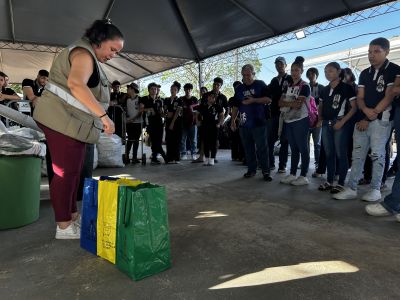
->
xmin=239 ymin=125 xmax=270 ymax=174
xmin=348 ymin=119 xmax=393 ymax=190
xmin=285 ymin=117 xmax=310 ymax=177
xmin=382 ymin=109 xmax=400 ymax=213
xmin=180 ymin=125 xmax=197 ymax=155
xmin=321 ymin=120 xmax=352 ymax=185
xmin=309 ymin=126 xmax=321 ymax=167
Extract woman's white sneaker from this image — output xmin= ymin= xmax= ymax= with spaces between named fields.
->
xmin=55 ymin=223 xmax=80 ymax=240
xmin=291 ymin=176 xmax=309 ymax=186
xmin=365 ymin=203 xmax=391 ymax=216
xmin=332 ymin=187 xmax=357 ymax=200
xmin=280 ymin=174 xmax=297 ymax=184
xmin=361 ymin=189 xmax=381 ymax=202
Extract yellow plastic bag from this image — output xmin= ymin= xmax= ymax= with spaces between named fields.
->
xmin=97 ymin=178 xmax=142 ymax=264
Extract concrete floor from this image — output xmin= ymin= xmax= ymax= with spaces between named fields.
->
xmin=1 ymin=150 xmax=400 ymax=300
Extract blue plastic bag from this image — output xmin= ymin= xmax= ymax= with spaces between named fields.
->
xmin=80 ymin=178 xmax=99 ymax=255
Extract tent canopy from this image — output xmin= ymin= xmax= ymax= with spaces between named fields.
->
xmin=0 ymin=0 xmax=394 ymax=83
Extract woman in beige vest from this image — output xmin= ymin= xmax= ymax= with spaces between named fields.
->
xmin=33 ymin=20 xmax=124 ymax=239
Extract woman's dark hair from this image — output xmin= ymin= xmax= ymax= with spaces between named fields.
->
xmin=184 ymin=83 xmax=193 ymax=90
xmin=84 ymin=19 xmax=124 ymax=46
xmin=0 ymin=71 xmax=7 ymax=78
xmin=306 ymin=67 xmax=319 ymax=78
xmin=213 ymin=77 xmax=224 ymax=85
xmin=325 ymin=62 xmax=344 ymax=81
xmin=171 ymin=81 xmax=181 ymax=91
xmin=343 ymin=67 xmax=356 ymax=83
xmin=292 ymin=56 xmax=305 ymax=71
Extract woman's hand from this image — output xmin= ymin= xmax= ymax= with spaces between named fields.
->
xmin=316 ymin=120 xmax=322 ymax=128
xmin=169 ymin=122 xmax=174 ymax=130
xmin=333 ymin=120 xmax=343 ymax=130
xmin=101 ymin=115 xmax=115 ymax=134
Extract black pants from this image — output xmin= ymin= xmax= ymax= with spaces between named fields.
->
xmin=230 ymin=122 xmax=244 ymax=160
xmin=166 ymin=119 xmax=182 ymax=161
xmin=148 ymin=124 xmax=167 ymax=161
xmin=126 ymin=123 xmax=142 ymax=159
xmin=203 ymin=126 xmax=219 ymax=158
xmin=316 ymin=140 xmax=327 ymax=174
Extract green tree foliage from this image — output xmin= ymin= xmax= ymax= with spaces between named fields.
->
xmin=159 ymin=46 xmax=262 ymax=98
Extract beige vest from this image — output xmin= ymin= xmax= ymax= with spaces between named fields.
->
xmin=33 ymin=38 xmax=110 ymax=143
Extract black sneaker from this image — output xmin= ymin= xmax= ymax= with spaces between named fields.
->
xmin=270 ymin=166 xmax=276 ymax=171
xmin=263 ymin=173 xmax=273 ymax=182
xmin=151 ymin=159 xmax=161 ymax=165
xmin=131 ymin=158 xmax=140 ymax=164
xmin=214 ymin=159 xmax=219 ymax=163
xmin=243 ymin=171 xmax=256 ymax=178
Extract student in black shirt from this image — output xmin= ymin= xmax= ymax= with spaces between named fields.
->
xmin=197 ymin=92 xmax=224 ymax=166
xmin=268 ymin=57 xmax=291 ymax=173
xmin=165 ymin=81 xmax=182 ymax=163
xmin=306 ymin=67 xmax=325 ymax=176
xmin=228 ymin=80 xmax=244 ymax=161
xmin=334 ymin=37 xmax=400 ymax=201
xmin=317 ymin=62 xmax=357 ymax=193
xmin=142 ymin=82 xmax=168 ymax=164
xmin=193 ymin=86 xmax=208 ymax=163
xmin=0 ymin=72 xmax=20 ymax=103
xmin=180 ymin=83 xmax=199 ymax=160
xmin=110 ymin=80 xmax=126 ymax=107
xmin=22 ymin=69 xmax=48 ymax=108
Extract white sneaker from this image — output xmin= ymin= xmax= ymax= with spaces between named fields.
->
xmin=396 ymin=214 xmax=400 ymax=223
xmin=332 ymin=187 xmax=357 ymax=200
xmin=365 ymin=203 xmax=391 ymax=217
xmin=280 ymin=174 xmax=297 ymax=184
xmin=209 ymin=158 xmax=215 ymax=166
xmin=361 ymin=189 xmax=382 ymax=202
xmin=291 ymin=176 xmax=309 ymax=186
xmin=55 ymin=223 xmax=80 ymax=240
xmin=203 ymin=158 xmax=209 ymax=166
xmin=73 ymin=214 xmax=81 ymax=229
xmin=181 ymin=155 xmax=188 ymax=160
xmin=191 ymin=154 xmax=196 ymax=160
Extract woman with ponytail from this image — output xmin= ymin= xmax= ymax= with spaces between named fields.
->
xmin=317 ymin=62 xmax=357 ymax=193
xmin=279 ymin=56 xmax=311 ymax=186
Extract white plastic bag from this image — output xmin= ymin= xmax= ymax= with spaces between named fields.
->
xmin=96 ymin=133 xmax=124 ymax=167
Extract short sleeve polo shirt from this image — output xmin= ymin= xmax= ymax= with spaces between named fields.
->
xmin=358 ymin=60 xmax=400 ymax=121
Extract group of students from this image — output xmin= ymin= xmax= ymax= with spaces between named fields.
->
xmin=229 ymin=36 xmax=400 ymax=221
xmin=110 ymin=77 xmax=229 ymax=166
xmin=115 ymin=36 xmax=400 ymax=221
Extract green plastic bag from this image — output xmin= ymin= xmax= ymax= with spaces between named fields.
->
xmin=116 ymin=183 xmax=171 ymax=280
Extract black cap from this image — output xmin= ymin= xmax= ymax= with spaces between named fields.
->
xmin=127 ymin=82 xmax=139 ymax=93
xmin=275 ymin=57 xmax=286 ymax=64
xmin=148 ymin=82 xmax=158 ymax=89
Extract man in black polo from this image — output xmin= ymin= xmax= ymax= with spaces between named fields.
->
xmin=110 ymin=80 xmax=126 ymax=107
xmin=22 ymin=69 xmax=49 ymax=108
xmin=141 ymin=82 xmax=168 ymax=164
xmin=334 ymin=37 xmax=400 ymax=202
xmin=267 ymin=57 xmax=291 ymax=173
xmin=212 ymin=77 xmax=228 ymax=116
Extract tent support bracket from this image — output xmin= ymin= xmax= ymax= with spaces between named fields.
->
xmin=8 ymin=0 xmax=16 ymax=43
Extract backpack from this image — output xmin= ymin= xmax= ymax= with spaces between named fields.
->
xmin=299 ymin=81 xmax=318 ymax=128
xmin=306 ymin=96 xmax=318 ymax=128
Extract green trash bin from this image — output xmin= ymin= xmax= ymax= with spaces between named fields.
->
xmin=0 ymin=156 xmax=42 ymax=229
